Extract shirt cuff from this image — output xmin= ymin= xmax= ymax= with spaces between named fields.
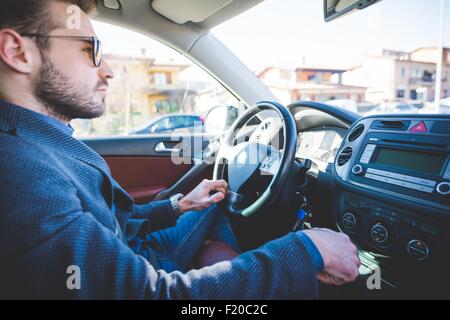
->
xmin=298 ymin=232 xmax=325 ymax=272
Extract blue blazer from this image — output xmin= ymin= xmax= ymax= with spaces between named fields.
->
xmin=0 ymin=100 xmax=323 ymax=299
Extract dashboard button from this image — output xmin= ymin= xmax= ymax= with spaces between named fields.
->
xmin=410 ymin=121 xmax=428 ymax=133
xmin=366 ymin=168 xmax=436 ymax=188
xmin=345 ymin=198 xmax=360 ymax=208
xmin=341 ymin=211 xmax=357 ymax=230
xmin=444 ymin=162 xmax=450 ymax=180
xmin=407 ymin=240 xmax=430 ymax=261
xmin=364 ymin=172 xmax=434 ymax=193
xmin=436 ymin=182 xmax=450 ymax=196
xmin=401 ymin=216 xmax=411 ymax=225
xmin=352 ymin=165 xmax=364 ymax=176
xmin=371 ymin=223 xmax=389 ymax=244
xmin=430 ymin=121 xmax=450 ymax=134
xmin=419 ymin=223 xmax=439 ymax=236
xmin=360 ymin=144 xmax=376 ymax=164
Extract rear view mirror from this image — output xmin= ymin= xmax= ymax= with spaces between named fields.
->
xmin=324 ymin=0 xmax=382 ymax=22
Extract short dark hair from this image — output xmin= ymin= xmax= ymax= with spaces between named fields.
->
xmin=0 ymin=0 xmax=98 ymax=50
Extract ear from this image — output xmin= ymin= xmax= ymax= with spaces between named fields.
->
xmin=0 ymin=29 xmax=34 ymax=74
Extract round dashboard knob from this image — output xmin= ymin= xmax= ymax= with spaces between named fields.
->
xmin=341 ymin=211 xmax=357 ymax=230
xmin=371 ymin=223 xmax=389 ymax=244
xmin=436 ymin=182 xmax=450 ymax=196
xmin=352 ymin=164 xmax=364 ymax=176
xmin=407 ymin=240 xmax=429 ymax=261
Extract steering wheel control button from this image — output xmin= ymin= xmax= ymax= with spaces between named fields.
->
xmin=436 ymin=182 xmax=450 ymax=196
xmin=352 ymin=164 xmax=364 ymax=176
xmin=371 ymin=223 xmax=389 ymax=244
xmin=407 ymin=240 xmax=430 ymax=261
xmin=341 ymin=212 xmax=357 ymax=230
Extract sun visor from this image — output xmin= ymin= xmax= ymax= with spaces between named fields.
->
xmin=151 ymin=0 xmax=233 ymax=24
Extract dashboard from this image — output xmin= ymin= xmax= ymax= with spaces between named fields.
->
xmin=331 ymin=114 xmax=450 ymax=292
xmin=296 ymin=127 xmax=346 ymax=173
xmin=288 ymin=101 xmax=450 ymax=296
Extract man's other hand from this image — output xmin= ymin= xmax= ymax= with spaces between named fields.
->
xmin=179 ymin=179 xmax=228 ymax=213
xmin=303 ymin=228 xmax=361 ymax=286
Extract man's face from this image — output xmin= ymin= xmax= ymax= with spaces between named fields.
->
xmin=33 ymin=2 xmax=113 ymax=121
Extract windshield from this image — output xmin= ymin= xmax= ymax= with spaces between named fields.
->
xmin=212 ymin=0 xmax=450 ymax=116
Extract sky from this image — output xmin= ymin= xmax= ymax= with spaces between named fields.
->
xmin=93 ymin=0 xmax=450 ymax=72
xmin=212 ymin=0 xmax=450 ymax=70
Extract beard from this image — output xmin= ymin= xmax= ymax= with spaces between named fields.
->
xmin=34 ymin=57 xmax=107 ymax=121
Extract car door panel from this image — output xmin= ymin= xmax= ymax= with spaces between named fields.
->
xmin=105 ymin=156 xmax=191 ymax=203
xmin=82 ymin=135 xmax=215 ymax=203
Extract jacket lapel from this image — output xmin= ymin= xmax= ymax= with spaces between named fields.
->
xmin=0 ymin=102 xmax=116 ymax=225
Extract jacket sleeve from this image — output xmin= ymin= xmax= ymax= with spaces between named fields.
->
xmin=132 ymin=199 xmax=177 ymax=232
xmin=0 ymin=142 xmax=324 ymax=299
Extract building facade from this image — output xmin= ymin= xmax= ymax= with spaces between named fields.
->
xmin=258 ymin=66 xmax=366 ymax=105
xmin=343 ymin=48 xmax=450 ymax=104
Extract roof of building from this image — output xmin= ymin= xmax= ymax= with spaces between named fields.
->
xmin=294 ymin=67 xmax=348 ymax=73
xmin=291 ymin=82 xmax=366 ymax=90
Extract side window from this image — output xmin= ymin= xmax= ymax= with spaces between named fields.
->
xmin=173 ymin=117 xmax=186 ymax=128
xmin=153 ymin=118 xmax=171 ymax=133
xmin=71 ymin=22 xmax=245 ymax=137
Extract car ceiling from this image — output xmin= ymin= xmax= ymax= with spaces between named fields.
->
xmin=100 ymin=0 xmax=265 ymax=30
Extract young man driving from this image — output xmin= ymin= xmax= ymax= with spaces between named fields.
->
xmin=0 ymin=0 xmax=360 ymax=299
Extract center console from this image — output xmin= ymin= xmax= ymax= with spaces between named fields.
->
xmin=333 ymin=115 xmax=450 ymax=295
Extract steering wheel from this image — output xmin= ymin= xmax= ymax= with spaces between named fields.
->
xmin=213 ymin=101 xmax=297 ymax=217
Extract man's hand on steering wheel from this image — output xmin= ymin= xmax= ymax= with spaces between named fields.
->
xmin=179 ymin=179 xmax=228 ymax=214
xmin=213 ymin=101 xmax=297 ymax=217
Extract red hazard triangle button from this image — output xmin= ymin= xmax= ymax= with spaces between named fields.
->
xmin=410 ymin=121 xmax=427 ymax=133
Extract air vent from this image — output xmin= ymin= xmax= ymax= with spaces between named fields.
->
xmin=337 ymin=147 xmax=353 ymax=166
xmin=348 ymin=124 xmax=365 ymax=142
xmin=371 ymin=120 xmax=411 ymax=131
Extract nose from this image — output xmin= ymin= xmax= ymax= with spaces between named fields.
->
xmin=98 ymin=59 xmax=114 ymax=80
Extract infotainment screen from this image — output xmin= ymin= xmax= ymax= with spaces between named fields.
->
xmin=372 ymin=148 xmax=446 ymax=175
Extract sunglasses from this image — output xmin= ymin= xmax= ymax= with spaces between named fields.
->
xmin=21 ymin=34 xmax=102 ymax=68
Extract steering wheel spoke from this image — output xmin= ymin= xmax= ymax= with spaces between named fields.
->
xmin=249 ymin=116 xmax=284 ymax=145
xmin=259 ymin=147 xmax=282 ymax=176
xmin=223 ymin=190 xmax=246 ymax=215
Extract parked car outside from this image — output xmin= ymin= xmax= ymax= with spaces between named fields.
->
xmin=418 ymin=99 xmax=450 ymax=114
xmin=365 ymin=102 xmax=417 ymax=116
xmin=131 ymin=114 xmax=204 ymax=134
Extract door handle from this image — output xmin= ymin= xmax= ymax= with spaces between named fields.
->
xmin=155 ymin=142 xmax=180 ymax=153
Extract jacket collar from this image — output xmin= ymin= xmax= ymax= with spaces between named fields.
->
xmin=0 ymin=99 xmax=20 ymax=133
xmin=0 ymin=100 xmax=112 ymax=178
